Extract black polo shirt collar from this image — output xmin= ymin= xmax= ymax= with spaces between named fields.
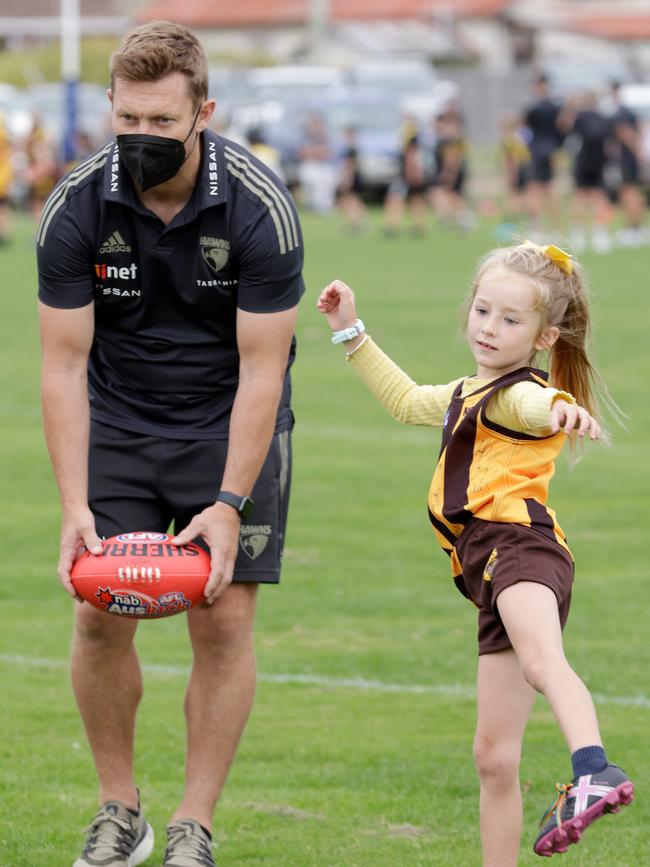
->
xmin=103 ymin=130 xmax=228 ymax=213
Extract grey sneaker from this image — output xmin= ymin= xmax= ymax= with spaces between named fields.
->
xmin=162 ymin=820 xmax=216 ymax=866
xmin=73 ymin=799 xmax=154 ymax=866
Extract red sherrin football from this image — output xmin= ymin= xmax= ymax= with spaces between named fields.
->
xmin=71 ymin=531 xmax=210 ymax=618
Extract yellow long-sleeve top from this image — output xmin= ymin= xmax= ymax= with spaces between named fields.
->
xmin=347 ymin=336 xmax=572 ymax=434
xmin=347 ymin=336 xmax=575 ymax=562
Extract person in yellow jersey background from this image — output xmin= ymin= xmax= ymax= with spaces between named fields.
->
xmin=317 ymin=240 xmax=634 ymax=866
xmin=24 ymin=115 xmax=61 ymax=224
xmin=497 ymin=111 xmax=532 ymax=237
xmin=0 ymin=114 xmax=14 ymax=245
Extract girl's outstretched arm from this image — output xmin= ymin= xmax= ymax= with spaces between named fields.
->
xmin=317 ymin=279 xmax=456 ymax=426
xmin=317 ymin=280 xmax=366 ymax=353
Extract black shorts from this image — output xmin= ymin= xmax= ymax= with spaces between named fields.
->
xmin=386 ymin=178 xmax=428 ymax=200
xmin=513 ymin=164 xmax=530 ymax=192
xmin=88 ymin=421 xmax=292 ymax=583
xmin=574 ymin=161 xmax=604 ymax=190
xmin=620 ymin=149 xmax=640 ymax=185
xmin=336 ymin=172 xmax=364 ymax=196
xmin=452 ymin=519 xmax=574 ymax=655
xmin=530 ymin=152 xmax=554 ymax=184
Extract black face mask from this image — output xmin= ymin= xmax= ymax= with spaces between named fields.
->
xmin=117 ymin=107 xmax=201 ymax=192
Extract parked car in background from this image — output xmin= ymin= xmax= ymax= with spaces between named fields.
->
xmin=347 ymin=59 xmax=438 ymax=94
xmin=216 ymin=61 xmax=446 ymax=196
xmin=542 ymin=57 xmax=634 ymax=98
xmin=316 ymin=88 xmax=403 ymax=194
xmin=245 ymin=64 xmax=346 ymax=102
xmin=230 ymin=86 xmax=405 ymax=196
xmin=208 ymin=65 xmax=258 ymax=131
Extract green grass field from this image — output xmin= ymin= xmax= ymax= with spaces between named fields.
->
xmin=1 ymin=210 xmax=648 ymax=866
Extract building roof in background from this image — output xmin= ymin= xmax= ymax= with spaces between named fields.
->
xmin=134 ymin=0 xmax=514 ymax=28
xmin=567 ymin=13 xmax=650 ymax=41
xmin=332 ymin=0 xmax=514 ymax=19
xmin=1 ymin=0 xmax=119 ymax=13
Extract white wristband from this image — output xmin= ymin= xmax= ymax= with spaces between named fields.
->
xmin=331 ymin=318 xmax=365 ymax=344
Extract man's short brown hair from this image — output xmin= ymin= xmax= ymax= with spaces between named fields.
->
xmin=110 ymin=20 xmax=209 ymax=108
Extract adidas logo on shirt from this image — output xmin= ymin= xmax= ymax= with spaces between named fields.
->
xmin=99 ymin=230 xmax=132 ymax=254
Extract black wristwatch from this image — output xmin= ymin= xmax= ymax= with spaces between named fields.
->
xmin=216 ymin=490 xmax=254 ymax=520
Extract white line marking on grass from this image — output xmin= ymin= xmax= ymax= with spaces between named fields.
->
xmin=2 ymin=653 xmax=649 ymax=710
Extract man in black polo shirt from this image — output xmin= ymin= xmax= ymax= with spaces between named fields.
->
xmin=606 ymin=81 xmax=647 ymax=244
xmin=524 ymin=74 xmax=564 ymax=229
xmin=37 ymin=21 xmax=304 ymax=867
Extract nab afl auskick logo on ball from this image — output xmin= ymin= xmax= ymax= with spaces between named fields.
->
xmin=71 ymin=531 xmax=210 ymax=619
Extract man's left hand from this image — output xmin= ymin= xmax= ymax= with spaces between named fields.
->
xmin=172 ymin=503 xmax=241 ymax=603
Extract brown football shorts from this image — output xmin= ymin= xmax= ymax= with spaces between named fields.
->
xmin=452 ymin=518 xmax=574 ymax=655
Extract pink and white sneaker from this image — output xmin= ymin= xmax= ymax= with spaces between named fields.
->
xmin=534 ymin=763 xmax=634 ymax=857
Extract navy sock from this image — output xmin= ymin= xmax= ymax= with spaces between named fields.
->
xmin=571 ymin=745 xmax=608 ymax=778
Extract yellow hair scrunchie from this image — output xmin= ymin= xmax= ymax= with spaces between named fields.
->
xmin=523 ymin=240 xmax=573 ymax=275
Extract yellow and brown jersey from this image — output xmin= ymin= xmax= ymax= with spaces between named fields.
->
xmin=502 ymin=132 xmax=531 ymax=166
xmin=427 ymin=366 xmax=571 ymax=559
xmin=0 ymin=124 xmax=12 ymax=198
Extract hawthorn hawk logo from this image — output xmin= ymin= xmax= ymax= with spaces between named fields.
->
xmin=239 ymin=524 xmax=272 ymax=560
xmin=200 ymin=236 xmax=230 ymax=273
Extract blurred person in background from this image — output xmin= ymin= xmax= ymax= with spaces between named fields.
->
xmin=24 ymin=115 xmax=61 ymax=224
xmin=297 ymin=111 xmax=337 ymax=214
xmin=524 ymin=74 xmax=564 ymax=233
xmin=559 ymin=90 xmax=613 ymax=253
xmin=65 ymin=131 xmax=99 ymax=173
xmin=0 ymin=114 xmax=14 ymax=245
xmin=604 ymin=82 xmax=647 ymax=246
xmin=430 ymin=108 xmax=474 ymax=233
xmin=383 ymin=116 xmax=429 ymax=237
xmin=496 ymin=112 xmax=532 ymax=239
xmin=335 ymin=125 xmax=369 ymax=234
xmin=246 ymin=126 xmax=285 ymax=182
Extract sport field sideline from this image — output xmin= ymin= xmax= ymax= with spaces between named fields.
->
xmin=1 ymin=212 xmax=648 ymax=866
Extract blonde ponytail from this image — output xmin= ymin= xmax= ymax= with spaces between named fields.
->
xmin=469 ymin=243 xmax=624 ymax=442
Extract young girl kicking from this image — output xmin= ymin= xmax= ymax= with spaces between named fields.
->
xmin=317 ymin=241 xmax=633 ymax=864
